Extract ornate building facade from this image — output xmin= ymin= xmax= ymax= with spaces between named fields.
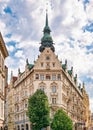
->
xmin=7 ymin=13 xmax=91 ymax=130
xmin=0 ymin=32 xmax=8 ymax=130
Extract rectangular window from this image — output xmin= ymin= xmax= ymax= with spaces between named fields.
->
xmin=52 ymin=62 xmax=55 ymax=67
xmin=52 ymin=86 xmax=56 ymax=93
xmin=41 ymin=62 xmax=43 ymax=67
xmin=25 ymin=91 xmax=28 ymax=96
xmin=25 ymin=103 xmax=28 ymax=108
xmin=57 ymin=74 xmax=61 ymax=80
xmin=46 ymin=74 xmax=51 ymax=80
xmin=40 ymin=74 xmax=44 ymax=80
xmin=52 ymin=74 xmax=56 ymax=80
xmin=35 ymin=74 xmax=39 ymax=79
xmin=52 ymin=98 xmax=56 ymax=104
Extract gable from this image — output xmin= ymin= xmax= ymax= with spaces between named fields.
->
xmin=34 ymin=47 xmax=62 ymax=71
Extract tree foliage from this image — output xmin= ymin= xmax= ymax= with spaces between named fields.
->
xmin=51 ymin=109 xmax=73 ymax=130
xmin=27 ymin=89 xmax=50 ymax=130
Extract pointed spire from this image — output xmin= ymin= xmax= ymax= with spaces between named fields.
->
xmin=46 ymin=9 xmax=48 ymax=26
xmin=39 ymin=10 xmax=55 ymax=52
xmin=43 ymin=10 xmax=51 ymax=34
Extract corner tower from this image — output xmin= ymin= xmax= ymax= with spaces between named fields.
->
xmin=39 ymin=11 xmax=55 ymax=52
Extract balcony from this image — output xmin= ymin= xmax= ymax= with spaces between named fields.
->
xmin=50 ymin=103 xmax=59 ymax=110
xmin=51 ymin=92 xmax=58 ymax=96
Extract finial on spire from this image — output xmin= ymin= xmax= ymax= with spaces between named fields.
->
xmin=46 ymin=2 xmax=48 ymax=13
xmin=83 ymin=82 xmax=85 ymax=89
xmin=26 ymin=58 xmax=29 ymax=65
xmin=18 ymin=68 xmax=20 ymax=74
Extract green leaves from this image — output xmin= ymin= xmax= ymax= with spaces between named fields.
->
xmin=27 ymin=89 xmax=50 ymax=130
xmin=51 ymin=109 xmax=73 ymax=130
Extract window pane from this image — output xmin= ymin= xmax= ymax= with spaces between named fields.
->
xmin=46 ymin=74 xmax=51 ymax=80
xmin=52 ymin=98 xmax=56 ymax=104
xmin=46 ymin=56 xmax=50 ymax=60
xmin=52 ymin=74 xmax=56 ymax=80
xmin=53 ymin=63 xmax=55 ymax=67
xmin=40 ymin=86 xmax=44 ymax=91
xmin=36 ymin=74 xmax=39 ymax=79
xmin=52 ymin=86 xmax=56 ymax=93
xmin=41 ymin=62 xmax=43 ymax=67
xmin=58 ymin=74 xmax=61 ymax=80
xmin=40 ymin=74 xmax=44 ymax=80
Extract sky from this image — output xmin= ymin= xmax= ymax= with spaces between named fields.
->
xmin=0 ymin=0 xmax=93 ymax=112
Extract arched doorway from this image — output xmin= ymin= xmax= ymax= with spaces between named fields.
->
xmin=26 ymin=124 xmax=29 ymax=130
xmin=4 ymin=126 xmax=8 ymax=130
xmin=17 ymin=125 xmax=20 ymax=130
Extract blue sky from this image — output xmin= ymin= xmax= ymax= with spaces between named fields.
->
xmin=0 ymin=0 xmax=93 ymax=112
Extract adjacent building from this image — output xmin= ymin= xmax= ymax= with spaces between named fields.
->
xmin=7 ymin=13 xmax=91 ymax=130
xmin=0 ymin=32 xmax=8 ymax=129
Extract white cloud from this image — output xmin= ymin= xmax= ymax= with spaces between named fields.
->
xmin=86 ymin=1 xmax=93 ymax=21
xmin=14 ymin=50 xmax=24 ymax=58
xmin=7 ymin=45 xmax=15 ymax=52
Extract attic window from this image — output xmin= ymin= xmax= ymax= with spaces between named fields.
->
xmin=53 ymin=63 xmax=55 ymax=67
xmin=46 ymin=56 xmax=50 ymax=60
xmin=41 ymin=62 xmax=43 ymax=67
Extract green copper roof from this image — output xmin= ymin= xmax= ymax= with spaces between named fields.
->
xmin=62 ymin=64 xmax=66 ymax=71
xmin=68 ymin=70 xmax=72 ymax=76
xmin=28 ymin=64 xmax=34 ymax=70
xmin=39 ymin=12 xmax=55 ymax=52
xmin=62 ymin=60 xmax=67 ymax=71
xmin=68 ymin=67 xmax=73 ymax=76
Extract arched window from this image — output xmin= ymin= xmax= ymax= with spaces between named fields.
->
xmin=39 ymin=82 xmax=46 ymax=92
xmin=40 ymin=86 xmax=45 ymax=91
